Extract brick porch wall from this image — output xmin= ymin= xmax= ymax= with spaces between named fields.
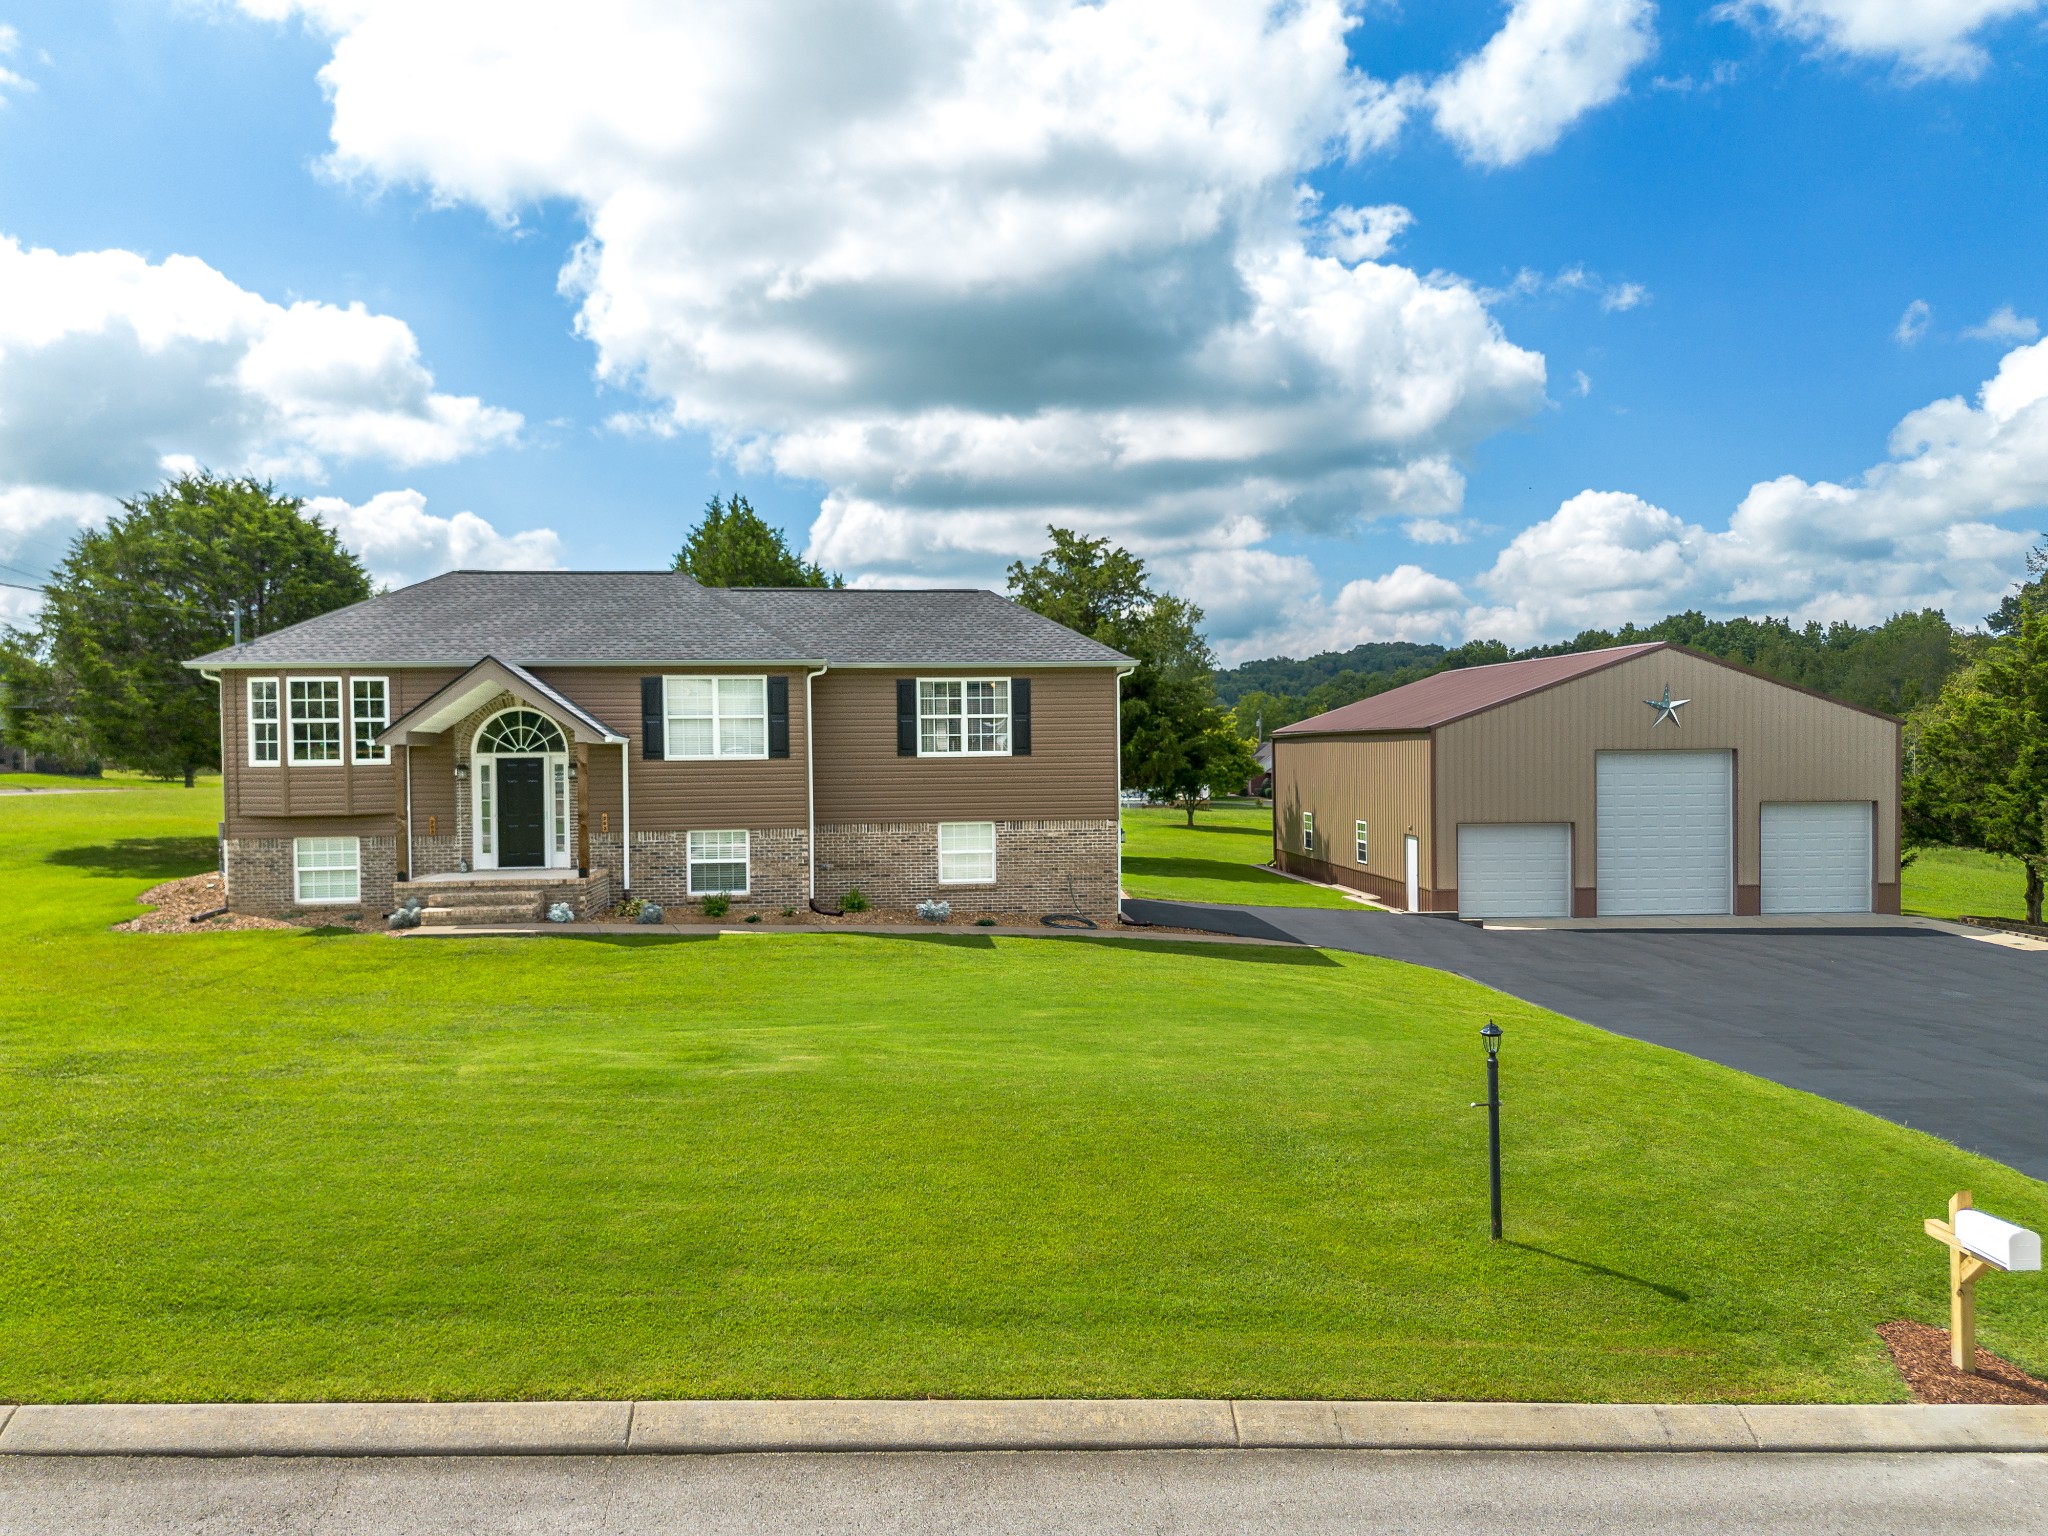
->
xmin=817 ymin=818 xmax=1119 ymax=922
xmin=225 ymin=835 xmax=397 ymax=919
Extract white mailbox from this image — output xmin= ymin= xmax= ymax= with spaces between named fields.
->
xmin=1954 ymin=1208 xmax=2042 ymax=1272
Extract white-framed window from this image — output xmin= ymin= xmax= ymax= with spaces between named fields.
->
xmin=687 ymin=829 xmax=750 ymax=894
xmin=287 ymin=677 xmax=344 ymax=765
xmin=1303 ymin=812 xmax=1315 ymax=853
xmin=351 ymin=677 xmax=389 ymax=763
xmin=938 ymin=820 xmax=997 ymax=884
xmin=1355 ymin=819 xmax=1369 ymax=865
xmin=247 ymin=678 xmax=280 ymax=765
xmin=919 ymin=678 xmax=1009 ymax=756
xmin=293 ymin=836 xmax=360 ymax=904
xmin=664 ymin=676 xmax=768 ymax=759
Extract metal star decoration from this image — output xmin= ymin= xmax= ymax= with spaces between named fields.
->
xmin=1644 ymin=685 xmax=1689 ymax=728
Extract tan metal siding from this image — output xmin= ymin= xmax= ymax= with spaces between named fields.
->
xmin=811 ymin=669 xmax=1120 ymax=823
xmin=529 ymin=666 xmax=811 ymax=832
xmin=1433 ymin=649 xmax=1900 ymax=904
xmin=1272 ymin=733 xmax=1434 ymax=902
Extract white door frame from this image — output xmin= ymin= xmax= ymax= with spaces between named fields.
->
xmin=470 ymin=708 xmax=572 ymax=871
xmin=1404 ymin=834 xmax=1421 ymax=913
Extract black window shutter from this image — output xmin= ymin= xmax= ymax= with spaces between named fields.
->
xmin=896 ymin=678 xmax=918 ymax=756
xmin=767 ymin=676 xmax=790 ymax=758
xmin=1011 ymin=677 xmax=1032 ymax=756
xmin=641 ymin=677 xmax=663 ymax=759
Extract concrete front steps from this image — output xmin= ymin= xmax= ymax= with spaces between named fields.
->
xmin=398 ymin=870 xmax=615 ymax=926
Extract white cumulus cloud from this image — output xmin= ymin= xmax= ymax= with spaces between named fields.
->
xmin=240 ymin=0 xmax=1547 ymax=586
xmin=1430 ymin=0 xmax=1658 ymax=168
xmin=304 ymin=489 xmax=565 ymax=590
xmin=0 ymin=23 xmax=30 ymax=106
xmin=1725 ymin=0 xmax=2045 ymax=79
xmin=1895 ymin=298 xmax=1931 ymax=345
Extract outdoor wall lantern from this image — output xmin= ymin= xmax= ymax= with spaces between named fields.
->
xmin=567 ymin=760 xmax=578 ymax=781
xmin=453 ymin=762 xmax=468 ymax=781
xmin=1924 ymin=1192 xmax=2041 ymax=1372
xmin=1473 ymin=1022 xmax=1504 ymax=1241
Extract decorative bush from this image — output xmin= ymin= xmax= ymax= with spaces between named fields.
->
xmin=546 ymin=902 xmax=575 ymax=924
xmin=613 ymin=897 xmax=646 ymax=920
xmin=916 ymin=899 xmax=951 ymax=923
xmin=386 ymin=898 xmax=422 ymax=931
xmin=779 ymin=907 xmax=796 ymax=918
xmin=841 ymin=886 xmax=868 ymax=913
xmin=634 ymin=902 xmax=664 ymax=925
xmin=975 ymin=917 xmax=996 ymax=927
xmin=745 ymin=913 xmax=761 ymax=924
xmin=701 ymin=893 xmax=731 ymax=918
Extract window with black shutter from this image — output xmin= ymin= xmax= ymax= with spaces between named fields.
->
xmin=897 ymin=678 xmax=918 ymax=756
xmin=1011 ymin=677 xmax=1031 ymax=755
xmin=767 ymin=676 xmax=790 ymax=758
xmin=640 ymin=676 xmax=663 ymax=758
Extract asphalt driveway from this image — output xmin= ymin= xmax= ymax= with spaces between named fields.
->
xmin=1124 ymin=899 xmax=2048 ymax=1181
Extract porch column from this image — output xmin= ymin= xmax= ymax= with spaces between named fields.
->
xmin=575 ymin=740 xmax=591 ymax=878
xmin=395 ymin=743 xmax=411 ymax=882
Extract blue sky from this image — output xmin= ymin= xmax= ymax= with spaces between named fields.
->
xmin=1 ymin=1 xmax=2044 ymax=660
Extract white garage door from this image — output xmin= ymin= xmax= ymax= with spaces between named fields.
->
xmin=1597 ymin=751 xmax=1732 ymax=916
xmin=1458 ymin=824 xmax=1572 ymax=919
xmin=1761 ymin=802 xmax=1871 ymax=913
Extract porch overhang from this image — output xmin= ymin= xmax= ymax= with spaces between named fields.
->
xmin=376 ymin=656 xmax=628 ymax=748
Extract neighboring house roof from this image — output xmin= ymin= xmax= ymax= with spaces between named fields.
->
xmin=1254 ymin=741 xmax=1273 ymax=772
xmin=186 ymin=570 xmax=1132 ymax=670
xmin=1274 ymin=643 xmax=1668 ymax=734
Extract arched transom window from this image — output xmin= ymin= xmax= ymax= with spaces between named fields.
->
xmin=476 ymin=709 xmax=567 ymax=755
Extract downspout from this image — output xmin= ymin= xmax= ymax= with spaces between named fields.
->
xmin=403 ymin=741 xmax=415 ymax=882
xmin=1115 ymin=665 xmax=1134 ymax=911
xmin=202 ymin=670 xmax=226 ymax=898
xmin=621 ymin=739 xmax=632 ymax=894
xmin=805 ymin=662 xmax=829 ymax=900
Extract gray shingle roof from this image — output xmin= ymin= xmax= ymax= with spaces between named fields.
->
xmin=186 ymin=570 xmax=1131 ymax=670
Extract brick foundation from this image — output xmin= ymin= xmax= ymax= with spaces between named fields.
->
xmin=624 ymin=826 xmax=809 ymax=912
xmin=225 ymin=835 xmax=397 ymax=919
xmin=817 ymin=818 xmax=1118 ymax=923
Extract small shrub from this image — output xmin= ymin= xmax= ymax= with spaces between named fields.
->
xmin=701 ymin=893 xmax=731 ymax=918
xmin=634 ymin=902 xmax=664 ymax=925
xmin=916 ymin=899 xmax=951 ymax=923
xmin=975 ymin=917 xmax=996 ymax=927
xmin=613 ymin=896 xmax=646 ymax=920
xmin=780 ymin=906 xmax=796 ymax=918
xmin=841 ymin=886 xmax=868 ymax=913
xmin=745 ymin=913 xmax=761 ymax=924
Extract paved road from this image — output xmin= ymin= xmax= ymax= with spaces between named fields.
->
xmin=3 ymin=1450 xmax=2045 ymax=1534
xmin=1125 ymin=900 xmax=2048 ymax=1180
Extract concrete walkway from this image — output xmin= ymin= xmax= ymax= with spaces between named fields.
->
xmin=1 ymin=1400 xmax=2043 ymax=1456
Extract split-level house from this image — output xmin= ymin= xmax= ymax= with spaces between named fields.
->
xmin=186 ymin=571 xmax=1132 ymax=924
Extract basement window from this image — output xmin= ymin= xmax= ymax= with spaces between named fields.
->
xmin=688 ymin=829 xmax=750 ymax=895
xmin=938 ymin=821 xmax=997 ymax=884
xmin=294 ymin=837 xmax=360 ymax=904
xmin=1303 ymin=812 xmax=1315 ymax=854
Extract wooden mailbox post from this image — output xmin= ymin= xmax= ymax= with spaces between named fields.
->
xmin=1924 ymin=1190 xmax=2043 ymax=1372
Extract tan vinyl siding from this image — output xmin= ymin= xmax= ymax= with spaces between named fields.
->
xmin=1433 ymin=648 xmax=1900 ymax=899
xmin=1272 ymin=733 xmax=1433 ymax=899
xmin=811 ymin=669 xmax=1119 ymax=824
xmin=530 ymin=665 xmax=809 ymax=833
xmin=222 ymin=667 xmax=457 ymax=837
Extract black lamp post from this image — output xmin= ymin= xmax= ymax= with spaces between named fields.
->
xmin=1480 ymin=1022 xmax=1503 ymax=1240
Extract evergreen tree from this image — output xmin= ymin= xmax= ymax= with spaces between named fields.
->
xmin=673 ymin=494 xmax=841 ymax=587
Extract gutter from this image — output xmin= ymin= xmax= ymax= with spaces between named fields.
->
xmin=805 ymin=662 xmax=829 ymax=899
xmin=1115 ymin=665 xmax=1135 ymax=905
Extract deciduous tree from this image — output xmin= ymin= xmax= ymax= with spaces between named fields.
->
xmin=0 ymin=474 xmax=371 ymax=784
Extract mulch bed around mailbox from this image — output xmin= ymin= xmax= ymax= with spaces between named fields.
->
xmin=1877 ymin=1319 xmax=2048 ymax=1405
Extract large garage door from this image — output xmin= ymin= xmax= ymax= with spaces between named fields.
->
xmin=1597 ymin=751 xmax=1732 ymax=915
xmin=1458 ymin=824 xmax=1572 ymax=918
xmin=1761 ymin=802 xmax=1871 ymax=913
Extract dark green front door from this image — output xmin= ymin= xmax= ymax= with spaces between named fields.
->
xmin=497 ymin=756 xmax=546 ymax=868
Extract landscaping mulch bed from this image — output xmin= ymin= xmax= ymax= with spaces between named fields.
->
xmin=1956 ymin=914 xmax=2048 ymax=939
xmin=1877 ymin=1319 xmax=2048 ymax=1405
xmin=116 ymin=873 xmax=294 ymax=934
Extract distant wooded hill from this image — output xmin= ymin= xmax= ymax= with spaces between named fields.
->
xmin=1216 ymin=610 xmax=1971 ymax=738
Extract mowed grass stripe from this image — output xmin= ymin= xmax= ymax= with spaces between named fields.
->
xmin=0 ymin=786 xmax=2042 ymax=1403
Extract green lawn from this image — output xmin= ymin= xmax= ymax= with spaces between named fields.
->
xmin=0 ymin=769 xmax=163 ymax=791
xmin=1902 ymin=846 xmax=2032 ymax=922
xmin=1122 ymin=802 xmax=1365 ymax=908
xmin=2 ymin=786 xmax=2043 ymax=1405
